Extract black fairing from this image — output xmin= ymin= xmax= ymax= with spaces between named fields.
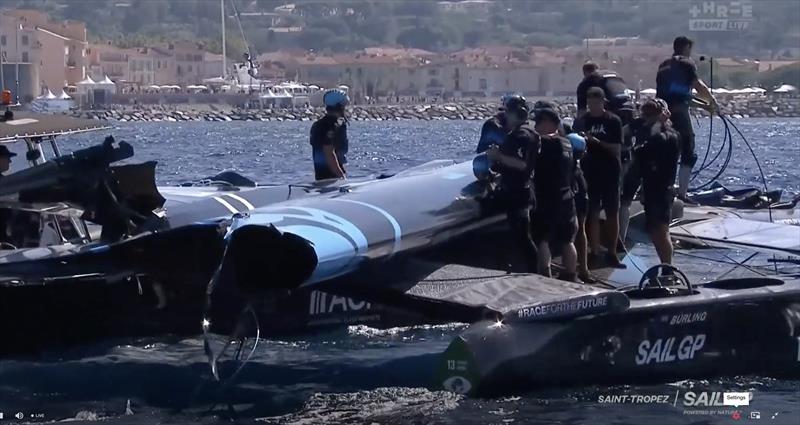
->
xmin=223 ymin=224 xmax=318 ymax=294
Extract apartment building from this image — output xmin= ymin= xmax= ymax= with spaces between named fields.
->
xmin=10 ymin=9 xmax=87 ymax=89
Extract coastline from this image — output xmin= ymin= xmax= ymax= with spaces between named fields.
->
xmin=68 ymin=97 xmax=799 ymax=122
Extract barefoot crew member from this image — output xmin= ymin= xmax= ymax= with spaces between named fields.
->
xmin=623 ymin=98 xmax=680 ymax=265
xmin=574 ymin=87 xmax=626 ymax=268
xmin=531 ymin=107 xmax=578 ymax=281
xmin=310 ymin=89 xmax=350 ymax=180
xmin=656 ymin=36 xmax=718 ymax=201
xmin=486 ymin=95 xmax=539 ymax=273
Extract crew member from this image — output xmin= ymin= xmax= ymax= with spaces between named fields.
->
xmin=563 ymin=123 xmax=593 ymax=283
xmin=623 ymin=98 xmax=680 ymax=265
xmin=0 ymin=145 xmax=15 ymax=176
xmin=310 ymin=89 xmax=350 ymax=180
xmin=656 ymin=36 xmax=717 ymax=201
xmin=574 ymin=87 xmax=626 ymax=268
xmin=531 ymin=108 xmax=578 ymax=281
xmin=576 ymin=62 xmax=603 ymax=118
xmin=486 ymin=95 xmax=538 ymax=272
xmin=476 ymin=94 xmax=515 ymax=153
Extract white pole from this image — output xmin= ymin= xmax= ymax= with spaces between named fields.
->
xmin=15 ymin=24 xmax=20 ymax=103
xmin=221 ymin=0 xmax=227 ymax=79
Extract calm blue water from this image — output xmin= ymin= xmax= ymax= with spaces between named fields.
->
xmin=1 ymin=118 xmax=798 ymax=424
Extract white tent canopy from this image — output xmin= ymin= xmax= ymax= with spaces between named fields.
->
xmin=712 ymin=87 xmax=731 ymax=94
xmin=37 ymin=89 xmax=57 ymax=99
xmin=640 ymin=88 xmax=657 ymax=95
xmin=58 ymin=90 xmax=72 ymax=100
xmin=77 ymin=75 xmax=96 ymax=86
xmin=202 ymin=77 xmax=227 ymax=84
xmin=747 ymin=86 xmax=767 ymax=93
xmin=773 ymin=84 xmax=797 ymax=93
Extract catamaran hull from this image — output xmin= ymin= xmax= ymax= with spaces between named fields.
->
xmin=437 ymin=278 xmax=800 ymax=396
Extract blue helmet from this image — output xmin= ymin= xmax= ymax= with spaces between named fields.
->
xmin=472 ymin=152 xmax=493 ymax=181
xmin=567 ymin=133 xmax=586 ymax=156
xmin=323 ymin=89 xmax=349 ymax=108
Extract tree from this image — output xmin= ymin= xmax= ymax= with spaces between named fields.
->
xmin=397 ymin=26 xmax=441 ymax=51
xmin=463 ymin=29 xmax=483 ymax=48
xmin=297 ymin=28 xmax=337 ymax=50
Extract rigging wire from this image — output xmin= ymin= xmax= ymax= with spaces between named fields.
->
xmin=228 ymin=0 xmax=252 ymax=58
xmin=692 ymin=56 xmax=714 ymax=182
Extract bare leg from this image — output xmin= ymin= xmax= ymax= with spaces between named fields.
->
xmin=561 ymin=242 xmax=578 ymax=281
xmin=619 ymin=202 xmax=631 ymax=243
xmin=576 ymin=215 xmax=591 ymax=279
xmin=649 ymin=223 xmax=673 ymax=265
xmin=537 ymin=241 xmax=552 ymax=277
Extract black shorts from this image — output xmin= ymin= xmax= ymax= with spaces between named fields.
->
xmin=575 ymin=188 xmax=588 ymax=218
xmin=668 ymin=106 xmax=697 ymax=167
xmin=642 ymin=187 xmax=674 ymax=231
xmin=586 ymin=176 xmax=621 ymax=214
xmin=532 ymin=200 xmax=578 ymax=247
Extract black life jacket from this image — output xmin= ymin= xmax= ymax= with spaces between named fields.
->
xmin=656 ymin=56 xmax=693 ymax=104
xmin=535 ymin=135 xmax=574 ymax=201
xmin=599 ymin=72 xmax=634 ymax=116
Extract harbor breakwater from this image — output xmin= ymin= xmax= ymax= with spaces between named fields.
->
xmin=71 ymin=97 xmax=799 ymax=122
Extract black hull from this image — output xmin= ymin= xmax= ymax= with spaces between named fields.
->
xmin=436 ymin=278 xmax=800 ymax=396
xmin=0 ymin=278 xmax=434 ymax=356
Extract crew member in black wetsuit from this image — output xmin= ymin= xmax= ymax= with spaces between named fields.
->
xmin=476 ymin=94 xmax=516 ymax=153
xmin=622 ymin=98 xmax=680 ymax=265
xmin=531 ymin=107 xmax=578 ymax=281
xmin=656 ymin=36 xmax=717 ymax=201
xmin=486 ymin=95 xmax=538 ymax=273
xmin=310 ymin=89 xmax=350 ymax=180
xmin=576 ymin=62 xmax=603 ymax=118
xmin=574 ymin=87 xmax=626 ymax=268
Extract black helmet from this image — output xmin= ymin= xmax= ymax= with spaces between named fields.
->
xmin=502 ymin=95 xmax=528 ymax=117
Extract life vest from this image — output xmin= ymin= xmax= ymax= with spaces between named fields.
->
xmin=535 ymin=135 xmax=575 ymax=201
xmin=599 ymin=72 xmax=634 ymax=115
xmin=656 ymin=56 xmax=693 ymax=104
xmin=476 ymin=115 xmax=506 ymax=153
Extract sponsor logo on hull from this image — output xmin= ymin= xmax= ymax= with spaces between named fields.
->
xmin=307 ymin=290 xmax=380 ymax=326
xmin=442 ymin=376 xmax=472 ymax=394
xmin=309 ymin=290 xmax=372 ymax=316
xmin=516 ymin=294 xmax=616 ymax=321
xmin=635 ymin=334 xmax=706 ymax=365
xmin=668 ymin=311 xmax=707 ymax=325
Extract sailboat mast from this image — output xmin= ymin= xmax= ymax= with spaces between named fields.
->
xmin=221 ymin=0 xmax=227 ymax=79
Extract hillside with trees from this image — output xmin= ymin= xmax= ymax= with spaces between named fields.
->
xmin=6 ymin=0 xmax=800 ymax=60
